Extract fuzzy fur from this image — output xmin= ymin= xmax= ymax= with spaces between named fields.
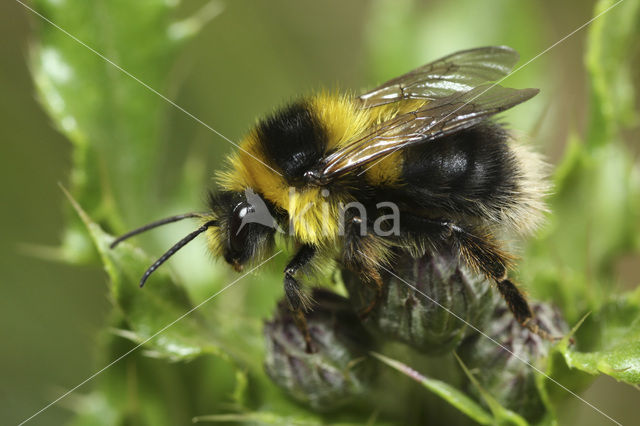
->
xmin=199 ymin=91 xmax=549 ymax=343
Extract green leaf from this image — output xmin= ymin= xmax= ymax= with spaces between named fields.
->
xmin=193 ymin=411 xmax=384 ymax=426
xmin=454 ymin=354 xmax=530 ymax=426
xmin=62 ymin=186 xmax=228 ymax=362
xmin=371 ymin=352 xmax=494 ymax=425
xmin=560 ymin=287 xmax=640 ymax=384
xmin=30 ymin=0 xmax=220 ymax=262
xmin=67 ymin=392 xmax=119 ymax=426
xmin=193 ymin=412 xmax=320 ymax=425
xmin=66 ymin=324 xmax=240 ymax=426
xmin=585 ymin=0 xmax=640 ymax=147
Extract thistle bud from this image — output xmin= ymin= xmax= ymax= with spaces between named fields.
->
xmin=458 ymin=302 xmax=569 ymax=423
xmin=263 ymin=289 xmax=375 ymax=411
xmin=343 ymin=250 xmax=495 ymax=354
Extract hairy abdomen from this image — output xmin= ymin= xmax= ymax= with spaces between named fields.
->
xmin=386 ymin=122 xmax=548 ymax=234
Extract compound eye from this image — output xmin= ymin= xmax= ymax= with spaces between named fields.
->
xmin=229 ymin=202 xmax=253 ymax=253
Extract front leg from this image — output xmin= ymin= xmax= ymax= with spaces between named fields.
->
xmin=284 ymin=244 xmax=316 ymax=352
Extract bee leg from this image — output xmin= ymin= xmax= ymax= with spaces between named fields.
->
xmin=497 ymin=279 xmax=566 ymax=342
xmin=342 ymin=215 xmax=388 ymax=319
xmin=400 ymin=214 xmax=561 ymax=342
xmin=496 ymin=278 xmax=534 ymax=330
xmin=358 ymin=270 xmax=384 ymax=319
xmin=453 ymin=228 xmax=562 ymax=342
xmin=284 ymin=274 xmax=313 ymax=353
xmin=284 ymin=244 xmax=316 ymax=353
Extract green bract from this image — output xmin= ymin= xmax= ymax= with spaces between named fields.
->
xmin=31 ymin=0 xmax=220 ymax=263
xmin=344 ymin=251 xmax=495 ymax=354
xmin=459 ymin=302 xmax=569 ymax=423
xmin=263 ymin=290 xmax=375 ymax=411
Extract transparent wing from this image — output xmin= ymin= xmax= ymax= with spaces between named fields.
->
xmin=358 ymin=46 xmax=520 ymax=108
xmin=309 ymin=85 xmax=538 ymax=183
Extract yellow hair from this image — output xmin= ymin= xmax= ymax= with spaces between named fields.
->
xmin=215 ymin=93 xmax=419 ymax=246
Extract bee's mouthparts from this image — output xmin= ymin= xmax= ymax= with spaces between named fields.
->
xmin=232 ymin=261 xmax=244 ymax=272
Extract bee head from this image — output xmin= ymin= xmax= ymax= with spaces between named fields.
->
xmin=207 ymin=188 xmax=280 ymax=272
xmin=109 ymin=188 xmax=280 ymax=287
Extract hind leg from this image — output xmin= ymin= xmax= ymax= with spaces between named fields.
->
xmin=495 ymin=278 xmax=560 ymax=341
xmin=400 ymin=214 xmax=561 ymax=341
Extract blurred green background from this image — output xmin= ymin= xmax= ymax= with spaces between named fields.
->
xmin=1 ymin=0 xmax=638 ymax=424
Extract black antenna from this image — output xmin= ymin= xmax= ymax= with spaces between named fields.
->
xmin=139 ymin=220 xmax=217 ymax=288
xmin=110 ymin=213 xmax=203 ymax=249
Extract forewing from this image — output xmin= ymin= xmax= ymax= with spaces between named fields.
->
xmin=358 ymin=46 xmax=520 ymax=108
xmin=313 ymin=85 xmax=538 ymax=182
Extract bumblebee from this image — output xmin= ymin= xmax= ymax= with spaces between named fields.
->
xmin=112 ymin=46 xmax=551 ymax=351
